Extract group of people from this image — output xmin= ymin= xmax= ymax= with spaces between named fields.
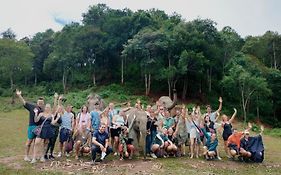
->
xmin=16 ymin=90 xmax=264 ymax=164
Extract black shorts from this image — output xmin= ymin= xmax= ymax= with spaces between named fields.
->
xmin=110 ymin=128 xmax=121 ymax=138
xmin=223 ymin=132 xmax=232 ymax=141
xmin=60 ymin=128 xmax=71 ymax=143
xmin=228 ymin=143 xmax=239 ymax=154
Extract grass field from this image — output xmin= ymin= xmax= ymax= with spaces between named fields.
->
xmin=0 ymin=109 xmax=281 ymax=175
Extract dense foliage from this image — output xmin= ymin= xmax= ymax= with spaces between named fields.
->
xmin=1 ymin=4 xmax=281 ymax=126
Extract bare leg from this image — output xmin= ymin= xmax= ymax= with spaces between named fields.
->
xmin=25 ymin=139 xmax=34 ymax=161
xmin=190 ymin=138 xmax=194 ymax=158
xmin=31 ymin=138 xmax=42 ymax=163
xmin=75 ymin=141 xmax=81 ymax=159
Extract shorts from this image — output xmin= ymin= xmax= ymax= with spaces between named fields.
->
xmin=110 ymin=128 xmax=121 ymax=138
xmin=60 ymin=128 xmax=71 ymax=143
xmin=27 ymin=125 xmax=37 ymax=140
xmin=223 ymin=132 xmax=232 ymax=141
xmin=228 ymin=143 xmax=239 ymax=154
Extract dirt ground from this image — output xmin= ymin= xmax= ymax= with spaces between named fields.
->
xmin=1 ymin=154 xmax=280 ymax=175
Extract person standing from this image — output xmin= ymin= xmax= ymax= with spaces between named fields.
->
xmin=58 ymin=104 xmax=75 ymax=157
xmin=16 ymin=89 xmax=44 ymax=162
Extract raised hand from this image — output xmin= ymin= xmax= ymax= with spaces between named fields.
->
xmin=248 ymin=122 xmax=252 ymax=129
xmin=219 ymin=97 xmax=223 ymax=103
xmin=58 ymin=95 xmax=63 ymax=101
xmin=33 ymin=108 xmax=38 ymax=115
xmin=16 ymin=89 xmax=22 ymax=96
xmin=233 ymin=108 xmax=237 ymax=113
xmin=54 ymin=93 xmax=59 ymax=99
xmin=260 ymin=125 xmax=264 ymax=132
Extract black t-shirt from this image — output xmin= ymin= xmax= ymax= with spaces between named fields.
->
xmin=240 ymin=137 xmax=250 ymax=151
xmin=93 ymin=131 xmax=109 ymax=146
xmin=147 ymin=117 xmax=157 ymax=132
xmin=24 ymin=102 xmax=43 ymax=126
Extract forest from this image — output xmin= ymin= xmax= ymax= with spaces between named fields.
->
xmin=1 ymin=4 xmax=281 ymax=127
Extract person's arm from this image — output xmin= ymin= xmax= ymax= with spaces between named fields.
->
xmin=53 ymin=93 xmax=59 ymax=113
xmin=156 ymin=134 xmax=164 ymax=148
xmin=173 ymin=121 xmax=180 ymax=137
xmin=71 ymin=113 xmax=75 ymax=132
xmin=201 ymin=127 xmax=210 ymax=139
xmin=51 ymin=114 xmax=61 ymax=125
xmin=87 ymin=113 xmax=91 ymax=131
xmin=34 ymin=110 xmax=42 ymax=123
xmin=216 ymin=97 xmax=223 ymax=113
xmin=92 ymin=136 xmax=104 ymax=148
xmin=229 ymin=108 xmax=237 ymax=123
xmin=244 ymin=122 xmax=252 ymax=132
xmin=214 ymin=111 xmax=220 ymax=122
xmin=260 ymin=125 xmax=264 ymax=135
xmin=16 ymin=89 xmax=26 ymax=105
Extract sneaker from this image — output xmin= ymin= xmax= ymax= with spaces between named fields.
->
xmin=238 ymin=156 xmax=243 ymax=162
xmin=31 ymin=158 xmax=37 ymax=164
xmin=113 ymin=152 xmax=118 ymax=156
xmin=217 ymin=156 xmax=222 ymax=160
xmin=65 ymin=153 xmax=70 ymax=157
xmin=24 ymin=156 xmax=31 ymax=162
xmin=101 ymin=152 xmax=106 ymax=160
xmin=40 ymin=157 xmax=46 ymax=162
xmin=44 ymin=155 xmax=49 ymax=160
xmin=57 ymin=152 xmax=62 ymax=158
xmin=150 ymin=153 xmax=157 ymax=159
xmin=49 ymin=155 xmax=55 ymax=160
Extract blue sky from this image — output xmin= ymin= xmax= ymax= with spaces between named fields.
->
xmin=0 ymin=0 xmax=280 ymax=39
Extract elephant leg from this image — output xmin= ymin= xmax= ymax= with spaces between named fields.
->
xmin=129 ymin=130 xmax=139 ymax=156
xmin=143 ymin=131 xmax=147 ymax=159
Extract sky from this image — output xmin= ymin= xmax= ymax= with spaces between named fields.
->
xmin=0 ymin=0 xmax=280 ymax=39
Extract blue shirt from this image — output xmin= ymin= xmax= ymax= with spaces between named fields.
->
xmin=90 ymin=111 xmax=100 ymax=131
xmin=61 ymin=112 xmax=73 ymax=130
xmin=93 ymin=131 xmax=109 ymax=146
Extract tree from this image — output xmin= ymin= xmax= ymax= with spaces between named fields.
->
xmin=0 ymin=39 xmax=34 ymax=89
xmin=222 ymin=53 xmax=271 ymax=123
xmin=44 ymin=23 xmax=81 ymax=93
xmin=122 ymin=28 xmax=167 ymax=95
xmin=1 ymin=28 xmax=16 ymax=40
xmin=30 ymin=29 xmax=55 ymax=85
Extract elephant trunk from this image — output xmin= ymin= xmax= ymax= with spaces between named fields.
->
xmin=167 ymin=89 xmax=177 ymax=110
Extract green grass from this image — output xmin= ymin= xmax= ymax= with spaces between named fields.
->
xmin=0 ymin=107 xmax=281 ymax=174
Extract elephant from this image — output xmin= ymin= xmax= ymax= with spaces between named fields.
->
xmin=153 ymin=89 xmax=178 ymax=116
xmin=87 ymin=93 xmax=106 ymax=112
xmin=124 ymin=89 xmax=177 ymax=159
xmin=124 ymin=107 xmax=148 ymax=159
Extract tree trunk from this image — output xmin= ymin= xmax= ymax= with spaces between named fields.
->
xmin=148 ymin=73 xmax=151 ymax=95
xmin=208 ymin=67 xmax=212 ymax=92
xmin=182 ymin=76 xmax=188 ymax=100
xmin=62 ymin=70 xmax=67 ymax=94
xmin=24 ymin=76 xmax=27 ymax=86
xmin=34 ymin=72 xmax=37 ymax=86
xmin=121 ymin=57 xmax=124 ymax=84
xmin=10 ymin=74 xmax=13 ymax=90
xmin=145 ymin=74 xmax=148 ymax=96
xmin=273 ymin=41 xmax=277 ymax=69
xmin=241 ymin=90 xmax=247 ymax=124
xmin=92 ymin=72 xmax=96 ymax=86
xmin=145 ymin=73 xmax=151 ymax=96
xmin=168 ymin=79 xmax=171 ymax=99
